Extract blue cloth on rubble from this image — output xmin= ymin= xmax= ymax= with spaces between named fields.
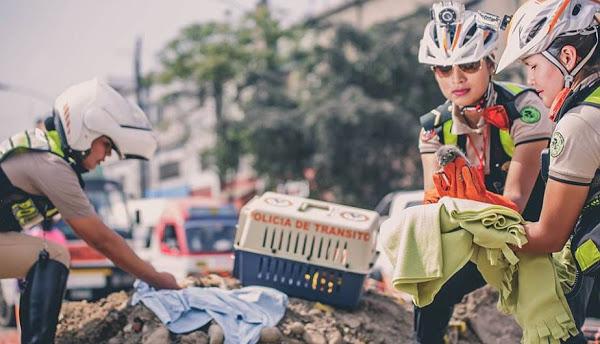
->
xmin=131 ymin=281 xmax=288 ymax=344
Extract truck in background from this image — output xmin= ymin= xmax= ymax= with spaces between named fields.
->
xmin=142 ymin=198 xmax=238 ymax=281
xmin=128 ymin=197 xmax=168 ymax=251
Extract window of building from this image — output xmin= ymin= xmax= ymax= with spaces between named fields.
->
xmin=159 ymin=161 xmax=180 ymax=180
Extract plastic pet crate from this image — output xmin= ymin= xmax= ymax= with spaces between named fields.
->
xmin=233 ymin=192 xmax=379 ymax=309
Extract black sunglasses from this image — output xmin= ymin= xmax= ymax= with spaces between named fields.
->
xmin=430 ymin=60 xmax=483 ymax=77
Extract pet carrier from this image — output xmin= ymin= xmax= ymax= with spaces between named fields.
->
xmin=233 ymin=192 xmax=380 ymax=308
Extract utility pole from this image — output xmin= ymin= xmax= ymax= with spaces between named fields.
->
xmin=134 ymin=36 xmax=150 ymax=198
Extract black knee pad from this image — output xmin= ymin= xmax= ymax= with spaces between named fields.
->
xmin=20 ymin=250 xmax=69 ymax=344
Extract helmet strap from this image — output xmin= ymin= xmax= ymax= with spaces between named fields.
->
xmin=460 ymin=82 xmax=496 ymax=114
xmin=542 ymin=26 xmax=599 ymax=88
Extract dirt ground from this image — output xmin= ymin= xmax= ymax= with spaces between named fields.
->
xmin=55 ymin=276 xmax=520 ymax=344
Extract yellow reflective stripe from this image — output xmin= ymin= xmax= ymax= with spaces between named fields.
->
xmin=443 ymin=120 xmax=457 ymax=145
xmin=584 ymin=86 xmax=600 ymax=105
xmin=575 ymin=239 xmax=600 ymax=272
xmin=45 ymin=208 xmax=59 ymax=217
xmin=11 ymin=132 xmax=29 ymax=148
xmin=0 ymin=129 xmax=64 ymax=162
xmin=499 ymin=129 xmax=515 ymax=157
xmin=497 ymin=82 xmax=525 ymax=95
xmin=46 ymin=131 xmax=64 ymax=157
xmin=27 ymin=129 xmax=50 ymax=150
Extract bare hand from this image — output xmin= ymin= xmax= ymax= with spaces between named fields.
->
xmin=149 ymin=271 xmax=181 ymax=290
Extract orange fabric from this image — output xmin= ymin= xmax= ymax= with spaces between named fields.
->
xmin=547 ymin=0 xmax=571 ymax=34
xmin=432 ymin=156 xmax=519 ymax=211
xmin=483 ymin=105 xmax=510 ymax=130
xmin=549 ymin=87 xmax=571 ymax=121
xmin=424 ymin=188 xmax=441 ymax=204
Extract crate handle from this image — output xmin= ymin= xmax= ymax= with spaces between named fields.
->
xmin=298 ymin=202 xmax=330 ymax=212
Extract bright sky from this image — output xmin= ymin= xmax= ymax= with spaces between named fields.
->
xmin=0 ymin=0 xmax=343 ymax=138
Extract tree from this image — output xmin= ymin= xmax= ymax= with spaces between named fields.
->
xmin=240 ymin=9 xmax=444 ymax=208
xmin=153 ymin=5 xmax=444 ymax=208
xmin=304 ymin=87 xmax=421 ymax=207
xmin=154 ymin=21 xmax=252 ymax=186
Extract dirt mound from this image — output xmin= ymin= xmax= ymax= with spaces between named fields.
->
xmin=55 ymin=277 xmax=520 ymax=344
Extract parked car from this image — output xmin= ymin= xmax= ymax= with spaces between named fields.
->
xmin=128 ymin=197 xmax=168 ymax=251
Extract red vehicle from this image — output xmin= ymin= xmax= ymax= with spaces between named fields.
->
xmin=144 ymin=198 xmax=237 ymax=281
xmin=55 ymin=178 xmax=136 ymax=300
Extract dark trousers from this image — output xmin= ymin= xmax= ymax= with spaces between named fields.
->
xmin=563 ymin=274 xmax=597 ymax=344
xmin=413 ymin=261 xmax=486 ymax=344
xmin=564 ymin=210 xmax=600 ymax=344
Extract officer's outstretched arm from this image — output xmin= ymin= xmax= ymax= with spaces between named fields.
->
xmin=67 ymin=215 xmax=181 ymax=290
xmin=503 ymin=140 xmax=548 ymax=212
xmin=520 ymin=179 xmax=589 ymax=253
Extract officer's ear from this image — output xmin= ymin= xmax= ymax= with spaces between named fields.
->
xmin=559 ymin=45 xmax=578 ymax=72
xmin=485 ymin=56 xmax=496 ymax=75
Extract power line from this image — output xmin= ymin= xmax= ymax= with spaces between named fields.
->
xmin=0 ymin=82 xmax=52 ymax=105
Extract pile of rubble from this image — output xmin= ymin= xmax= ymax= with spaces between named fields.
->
xmin=55 ymin=276 xmax=520 ymax=344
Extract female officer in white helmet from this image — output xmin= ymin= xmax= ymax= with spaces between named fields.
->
xmin=415 ymin=2 xmax=555 ymax=342
xmin=497 ymin=0 xmax=600 ymax=341
xmin=0 ymin=78 xmax=180 ymax=343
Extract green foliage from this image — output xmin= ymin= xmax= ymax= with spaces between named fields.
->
xmin=154 ymin=20 xmax=254 ymax=185
xmin=303 ymin=87 xmax=421 ymax=207
xmin=154 ymin=5 xmax=444 ymax=208
xmin=238 ymin=8 xmax=442 ymax=207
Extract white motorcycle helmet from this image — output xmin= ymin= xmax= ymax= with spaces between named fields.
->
xmin=53 ymin=78 xmax=157 ymax=165
xmin=418 ymin=2 xmax=502 ymax=66
xmin=497 ymin=0 xmax=600 ymax=87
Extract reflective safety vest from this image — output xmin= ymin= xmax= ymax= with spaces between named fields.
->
xmin=419 ymin=81 xmax=546 ymax=221
xmin=0 ymin=128 xmax=81 ymax=231
xmin=551 ymin=79 xmax=600 ymax=277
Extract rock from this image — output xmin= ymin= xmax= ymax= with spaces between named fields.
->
xmin=123 ymin=324 xmax=133 ymax=333
xmin=208 ymin=323 xmax=225 ymax=344
xmin=107 ymin=338 xmax=121 ymax=344
xmin=345 ymin=316 xmax=361 ymax=329
xmin=452 ymin=286 xmax=522 ymax=344
xmin=132 ymin=318 xmax=143 ymax=333
xmin=303 ymin=330 xmax=327 ymax=344
xmin=308 ymin=308 xmax=322 ymax=317
xmin=326 ymin=328 xmax=343 ymax=344
xmin=144 ymin=327 xmax=169 ymax=344
xmin=116 ymin=300 xmax=128 ymax=312
xmin=259 ymin=327 xmax=282 ymax=343
xmin=289 ymin=321 xmax=305 ymax=335
xmin=180 ymin=331 xmax=209 ymax=344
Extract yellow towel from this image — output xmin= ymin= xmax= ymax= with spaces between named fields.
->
xmin=379 ymin=197 xmax=578 ymax=344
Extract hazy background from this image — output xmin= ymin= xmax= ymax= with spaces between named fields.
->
xmin=0 ymin=0 xmax=343 ymax=138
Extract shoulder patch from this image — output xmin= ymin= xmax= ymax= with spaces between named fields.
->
xmin=520 ymin=106 xmax=541 ymax=124
xmin=550 ymin=132 xmax=565 ymax=158
xmin=421 ymin=129 xmax=437 ymax=142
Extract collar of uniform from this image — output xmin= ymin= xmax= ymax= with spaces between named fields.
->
xmin=574 ymin=72 xmax=600 ymax=91
xmin=451 ymin=108 xmax=486 ymax=135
